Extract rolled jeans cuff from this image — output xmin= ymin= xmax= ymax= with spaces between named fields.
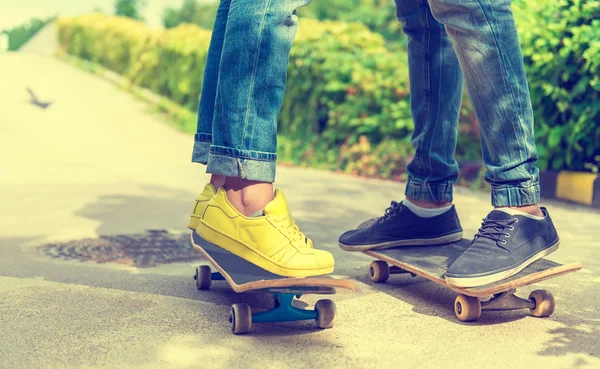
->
xmin=206 ymin=145 xmax=276 ymax=183
xmin=405 ymin=177 xmax=453 ymax=203
xmin=491 ymin=181 xmax=540 ymax=207
xmin=192 ymin=133 xmax=212 ymax=165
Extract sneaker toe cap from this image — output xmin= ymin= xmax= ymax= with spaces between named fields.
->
xmin=338 ymin=229 xmax=367 ymax=246
xmin=285 ymin=249 xmax=334 ymax=270
xmin=314 ymin=249 xmax=335 ymax=269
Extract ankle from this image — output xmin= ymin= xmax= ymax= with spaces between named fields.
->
xmin=406 ymin=197 xmax=452 ymax=209
xmin=497 ymin=204 xmax=543 ymax=217
xmin=209 ymin=174 xmax=226 ymax=188
xmin=224 ymin=177 xmax=274 ymax=216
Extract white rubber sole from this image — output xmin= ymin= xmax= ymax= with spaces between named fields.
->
xmin=445 ymin=241 xmax=560 ymax=288
xmin=339 ymin=232 xmax=463 ymax=252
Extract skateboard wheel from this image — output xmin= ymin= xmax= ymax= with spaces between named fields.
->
xmin=195 ymin=265 xmax=212 ymax=290
xmin=369 ymin=260 xmax=390 ymax=283
xmin=454 ymin=295 xmax=481 ymax=322
xmin=315 ymin=299 xmax=336 ymax=329
xmin=230 ymin=303 xmax=252 ymax=334
xmin=529 ymin=290 xmax=555 ymax=317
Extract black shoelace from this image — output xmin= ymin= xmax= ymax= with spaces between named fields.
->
xmin=473 ymin=217 xmax=518 ymax=249
xmin=379 ymin=201 xmax=403 ymax=223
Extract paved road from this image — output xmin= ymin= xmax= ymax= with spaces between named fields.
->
xmin=1 ymin=36 xmax=599 ymax=369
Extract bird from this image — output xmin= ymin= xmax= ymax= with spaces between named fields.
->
xmin=26 ymin=87 xmax=52 ymax=109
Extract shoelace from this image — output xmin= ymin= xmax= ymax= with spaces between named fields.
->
xmin=473 ymin=217 xmax=518 ymax=249
xmin=378 ymin=201 xmax=403 ymax=223
xmin=276 ymin=212 xmax=310 ymax=247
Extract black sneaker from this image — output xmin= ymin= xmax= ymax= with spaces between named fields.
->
xmin=445 ymin=207 xmax=560 ymax=288
xmin=338 ymin=201 xmax=463 ymax=251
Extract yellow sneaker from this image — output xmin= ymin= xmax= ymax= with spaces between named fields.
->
xmin=196 ymin=187 xmax=334 ymax=277
xmin=187 ymin=183 xmax=217 ymax=231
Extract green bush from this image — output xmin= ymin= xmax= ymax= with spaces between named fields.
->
xmin=162 ymin=0 xmax=217 ymax=30
xmin=2 ymin=16 xmax=56 ymax=51
xmin=58 ymin=15 xmax=152 ymax=76
xmin=277 ymin=20 xmax=415 ymax=177
xmin=301 ymin=0 xmax=404 ymax=45
xmin=514 ymin=0 xmax=600 ymax=173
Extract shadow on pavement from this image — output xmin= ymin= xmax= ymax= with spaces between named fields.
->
xmin=74 ymin=185 xmax=194 ymax=236
xmin=534 ymin=263 xmax=600 ymax=362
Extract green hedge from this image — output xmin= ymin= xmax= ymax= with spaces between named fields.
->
xmin=299 ymin=0 xmax=406 ymax=50
xmin=514 ymin=0 xmax=600 ymax=173
xmin=58 ymin=15 xmax=211 ymax=111
xmin=162 ymin=0 xmax=217 ymax=30
xmin=2 ymin=16 xmax=56 ymax=51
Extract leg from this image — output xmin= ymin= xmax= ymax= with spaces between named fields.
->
xmin=207 ymin=0 xmax=308 ymax=215
xmin=206 ymin=0 xmax=305 ymax=181
xmin=194 ymin=0 xmax=335 ymax=278
xmin=424 ymin=0 xmax=560 ymax=287
xmin=401 ymin=0 xmax=464 ymax=207
xmin=338 ymin=0 xmax=464 ymax=251
xmin=427 ymin=0 xmax=540 ymax=210
xmin=188 ymin=0 xmax=231 ymax=230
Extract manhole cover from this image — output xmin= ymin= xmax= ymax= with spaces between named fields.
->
xmin=38 ymin=229 xmax=202 ymax=267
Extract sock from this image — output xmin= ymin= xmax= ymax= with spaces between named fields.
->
xmin=248 ymin=209 xmax=264 ymax=217
xmin=402 ymin=200 xmax=452 ymax=218
xmin=496 ymin=208 xmax=545 ymax=220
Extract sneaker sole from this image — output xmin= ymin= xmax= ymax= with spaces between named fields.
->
xmin=195 ymin=220 xmax=334 ymax=278
xmin=445 ymin=241 xmax=560 ymax=288
xmin=338 ymin=231 xmax=464 ymax=252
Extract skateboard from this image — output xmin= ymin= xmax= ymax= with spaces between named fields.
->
xmin=360 ymin=235 xmax=582 ymax=322
xmin=191 ymin=232 xmax=355 ymax=334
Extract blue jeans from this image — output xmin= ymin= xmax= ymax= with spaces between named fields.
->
xmin=397 ymin=0 xmax=540 ymax=207
xmin=192 ymin=0 xmax=311 ymax=183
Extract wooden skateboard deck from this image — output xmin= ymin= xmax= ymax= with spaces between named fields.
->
xmin=191 ymin=232 xmax=355 ymax=294
xmin=190 ymin=232 xmax=355 ymax=334
xmin=362 ymin=238 xmax=582 ymax=322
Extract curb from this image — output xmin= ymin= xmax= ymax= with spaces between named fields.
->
xmin=540 ymin=171 xmax=600 ymax=208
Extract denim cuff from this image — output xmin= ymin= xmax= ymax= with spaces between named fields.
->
xmin=206 ymin=145 xmax=276 ymax=183
xmin=405 ymin=177 xmax=454 ymax=203
xmin=192 ymin=133 xmax=212 ymax=165
xmin=491 ymin=181 xmax=540 ymax=207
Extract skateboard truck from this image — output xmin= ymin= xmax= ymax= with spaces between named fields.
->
xmin=480 ymin=289 xmax=535 ymax=311
xmin=194 ymin=265 xmax=336 ymax=334
xmin=389 ymin=266 xmax=416 ymax=278
xmin=453 ymin=289 xmax=555 ymax=322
